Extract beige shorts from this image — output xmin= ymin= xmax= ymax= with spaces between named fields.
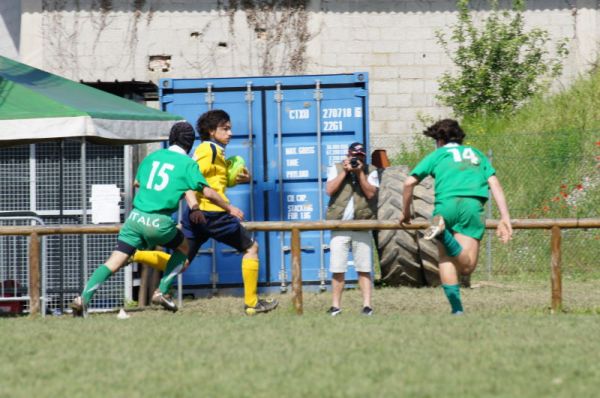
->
xmin=329 ymin=230 xmax=373 ymax=273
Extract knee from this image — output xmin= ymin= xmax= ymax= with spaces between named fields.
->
xmin=459 ymin=260 xmax=477 ymax=276
xmin=245 ymin=241 xmax=259 ymax=256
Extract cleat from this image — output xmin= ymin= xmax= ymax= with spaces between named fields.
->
xmin=424 ymin=215 xmax=445 ymax=241
xmin=327 ymin=306 xmax=342 ymax=317
xmin=361 ymin=306 xmax=374 ymax=316
xmin=151 ymin=289 xmax=178 ymax=313
xmin=70 ymin=296 xmax=87 ymax=318
xmin=245 ymin=298 xmax=279 ymax=315
xmin=452 ymin=311 xmax=465 ymax=316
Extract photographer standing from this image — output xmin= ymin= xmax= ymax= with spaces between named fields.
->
xmin=325 ymin=142 xmax=379 ymax=316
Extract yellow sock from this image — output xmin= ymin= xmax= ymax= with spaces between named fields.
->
xmin=242 ymin=258 xmax=259 ymax=308
xmin=132 ymin=250 xmax=171 ymax=272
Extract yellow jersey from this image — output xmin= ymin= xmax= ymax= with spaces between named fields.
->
xmin=193 ymin=141 xmax=230 ymax=211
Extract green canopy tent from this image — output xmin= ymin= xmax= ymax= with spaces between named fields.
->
xmin=0 ymin=55 xmax=182 ymax=146
xmin=0 ymin=56 xmax=185 ymax=313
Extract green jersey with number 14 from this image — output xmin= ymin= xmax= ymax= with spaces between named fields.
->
xmin=133 ymin=149 xmax=208 ymax=214
xmin=411 ymin=143 xmax=495 ymax=203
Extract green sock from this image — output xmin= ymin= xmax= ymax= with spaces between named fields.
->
xmin=81 ymin=265 xmax=112 ymax=305
xmin=158 ymin=251 xmax=187 ymax=294
xmin=437 ymin=229 xmax=463 ymax=257
xmin=442 ymin=284 xmax=464 ymax=314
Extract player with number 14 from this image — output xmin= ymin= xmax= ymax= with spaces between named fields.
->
xmin=401 ymin=119 xmax=512 ymax=315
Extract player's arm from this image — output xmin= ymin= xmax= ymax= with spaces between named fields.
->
xmin=195 ymin=144 xmax=213 ymax=176
xmin=488 ymin=175 xmax=512 ymax=243
xmin=184 ymin=190 xmax=206 ymax=224
xmin=401 ymin=175 xmax=420 ymax=224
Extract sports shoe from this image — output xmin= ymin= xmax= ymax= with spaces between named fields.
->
xmin=423 ymin=215 xmax=445 ymax=241
xmin=452 ymin=310 xmax=465 ymax=316
xmin=362 ymin=306 xmax=374 ymax=316
xmin=151 ymin=289 xmax=178 ymax=313
xmin=327 ymin=306 xmax=342 ymax=317
xmin=244 ymin=298 xmax=279 ymax=315
xmin=70 ymin=296 xmax=87 ymax=318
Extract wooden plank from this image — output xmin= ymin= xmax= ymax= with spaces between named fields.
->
xmin=28 ymin=232 xmax=40 ymax=317
xmin=291 ymin=228 xmax=303 ymax=315
xmin=550 ymin=226 xmax=562 ymax=314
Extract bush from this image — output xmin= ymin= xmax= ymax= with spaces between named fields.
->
xmin=436 ymin=0 xmax=568 ymax=117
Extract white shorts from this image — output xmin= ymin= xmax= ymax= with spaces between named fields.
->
xmin=329 ymin=230 xmax=373 ymax=273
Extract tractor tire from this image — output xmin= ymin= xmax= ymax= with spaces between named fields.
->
xmin=376 ymin=166 xmax=440 ymax=287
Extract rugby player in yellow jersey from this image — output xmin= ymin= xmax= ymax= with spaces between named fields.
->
xmin=133 ymin=110 xmax=278 ymax=315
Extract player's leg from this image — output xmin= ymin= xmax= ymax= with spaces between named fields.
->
xmin=329 ymin=231 xmax=351 ymax=315
xmin=72 ymin=213 xmax=143 ymax=317
xmin=241 ymin=241 xmax=260 ymax=308
xmin=241 ymin=239 xmax=278 ymax=314
xmin=437 ymin=243 xmax=464 ymax=315
xmin=437 ymin=243 xmax=480 ymax=315
xmin=453 ymin=233 xmax=480 ymax=275
xmin=205 ymin=211 xmax=277 ymax=314
xmin=72 ymin=243 xmax=133 ymax=317
xmin=156 ymin=234 xmax=189 ymax=295
xmin=131 ymin=250 xmax=170 ymax=271
xmin=424 ymin=215 xmax=463 ymax=257
xmin=351 ymin=231 xmax=373 ymax=314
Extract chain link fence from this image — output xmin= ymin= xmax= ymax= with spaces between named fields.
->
xmin=389 ymin=129 xmax=599 ymax=281
xmin=0 ymin=140 xmax=127 ymax=315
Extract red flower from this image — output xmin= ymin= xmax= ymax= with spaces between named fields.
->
xmin=561 ymin=192 xmax=568 ymax=198
xmin=596 ymin=141 xmax=600 ymax=147
xmin=551 ymin=196 xmax=560 ymax=202
xmin=576 ymin=184 xmax=583 ymax=190
xmin=542 ymin=205 xmax=550 ymax=212
xmin=560 ymin=184 xmax=567 ymax=189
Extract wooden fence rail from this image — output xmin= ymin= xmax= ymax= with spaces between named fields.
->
xmin=2 ymin=217 xmax=598 ymax=316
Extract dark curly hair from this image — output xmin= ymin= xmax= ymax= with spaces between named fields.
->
xmin=196 ymin=109 xmax=230 ymax=141
xmin=168 ymin=121 xmax=196 ymax=153
xmin=423 ymin=119 xmax=465 ymax=144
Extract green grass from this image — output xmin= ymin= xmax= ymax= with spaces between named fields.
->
xmin=2 ymin=282 xmax=600 ymax=398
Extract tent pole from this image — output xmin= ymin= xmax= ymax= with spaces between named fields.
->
xmin=59 ymin=140 xmax=65 ymax=311
xmin=81 ymin=138 xmax=88 ymax=305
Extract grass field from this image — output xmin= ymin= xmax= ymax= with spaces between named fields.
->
xmin=2 ymin=281 xmax=600 ymax=398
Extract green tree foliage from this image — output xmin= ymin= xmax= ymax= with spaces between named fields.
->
xmin=436 ymin=0 xmax=569 ymax=117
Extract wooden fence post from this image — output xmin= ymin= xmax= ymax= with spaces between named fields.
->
xmin=28 ymin=232 xmax=41 ymax=317
xmin=550 ymin=226 xmax=562 ymax=314
xmin=291 ymin=228 xmax=303 ymax=315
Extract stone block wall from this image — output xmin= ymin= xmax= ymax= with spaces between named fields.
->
xmin=16 ymin=0 xmax=599 ymax=155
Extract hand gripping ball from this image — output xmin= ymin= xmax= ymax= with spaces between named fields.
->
xmin=226 ymin=155 xmax=246 ymax=187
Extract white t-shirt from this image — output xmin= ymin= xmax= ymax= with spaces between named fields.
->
xmin=326 ymin=165 xmax=379 ymax=221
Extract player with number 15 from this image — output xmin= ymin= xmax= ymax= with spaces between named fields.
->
xmin=71 ymin=122 xmax=239 ymax=317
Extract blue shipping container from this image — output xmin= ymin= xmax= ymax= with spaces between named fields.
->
xmin=159 ymin=73 xmax=370 ymax=295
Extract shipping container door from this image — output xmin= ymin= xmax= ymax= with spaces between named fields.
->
xmin=161 ymin=81 xmax=267 ymax=289
xmin=263 ymin=74 xmax=369 ymax=289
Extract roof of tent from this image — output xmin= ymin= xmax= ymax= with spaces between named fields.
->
xmin=0 ymin=55 xmax=183 ymax=146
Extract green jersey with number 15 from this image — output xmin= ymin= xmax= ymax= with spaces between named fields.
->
xmin=411 ymin=143 xmax=495 ymax=203
xmin=133 ymin=149 xmax=208 ymax=214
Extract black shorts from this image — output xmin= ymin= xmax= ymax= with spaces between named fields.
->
xmin=181 ymin=207 xmax=254 ymax=252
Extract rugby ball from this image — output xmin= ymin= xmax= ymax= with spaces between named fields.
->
xmin=226 ymin=155 xmax=246 ymax=187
